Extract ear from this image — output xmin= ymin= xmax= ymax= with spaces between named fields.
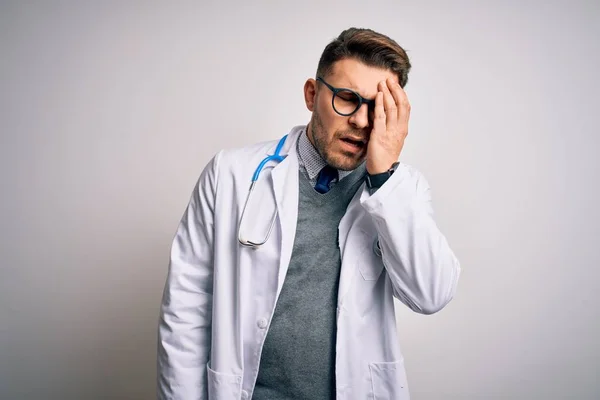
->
xmin=304 ymin=78 xmax=317 ymax=112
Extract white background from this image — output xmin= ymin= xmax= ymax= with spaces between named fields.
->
xmin=1 ymin=1 xmax=599 ymax=399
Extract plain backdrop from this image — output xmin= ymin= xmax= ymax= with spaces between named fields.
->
xmin=1 ymin=1 xmax=599 ymax=399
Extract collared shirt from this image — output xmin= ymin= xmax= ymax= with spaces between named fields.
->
xmin=297 ymin=127 xmax=355 ymax=188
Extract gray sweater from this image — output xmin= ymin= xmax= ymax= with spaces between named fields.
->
xmin=252 ymin=163 xmax=366 ymax=400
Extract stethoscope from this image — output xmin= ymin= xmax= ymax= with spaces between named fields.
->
xmin=237 ymin=133 xmax=382 ymax=257
xmin=238 ymin=134 xmax=288 ymax=248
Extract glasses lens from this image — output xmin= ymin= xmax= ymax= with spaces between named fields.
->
xmin=333 ymin=90 xmax=360 ymax=115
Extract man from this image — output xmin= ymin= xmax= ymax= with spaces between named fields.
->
xmin=158 ymin=27 xmax=460 ymax=400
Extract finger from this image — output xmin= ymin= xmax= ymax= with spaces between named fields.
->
xmin=380 ymin=80 xmax=397 ymax=129
xmin=373 ymin=91 xmax=386 ymax=133
xmin=389 ymin=79 xmax=410 ymax=125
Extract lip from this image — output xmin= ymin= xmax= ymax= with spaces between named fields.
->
xmin=342 ymin=136 xmax=367 ymax=145
xmin=338 ymin=137 xmax=366 ymax=153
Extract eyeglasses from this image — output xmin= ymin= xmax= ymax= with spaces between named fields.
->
xmin=316 ymin=76 xmax=376 ymax=117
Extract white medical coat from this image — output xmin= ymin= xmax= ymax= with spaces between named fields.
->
xmin=158 ymin=125 xmax=461 ymax=400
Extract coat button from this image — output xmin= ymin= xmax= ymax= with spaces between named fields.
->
xmin=257 ymin=318 xmax=268 ymax=329
xmin=241 ymin=389 xmax=249 ymax=399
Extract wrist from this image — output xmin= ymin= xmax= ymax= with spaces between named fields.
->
xmin=366 ymin=162 xmax=393 ymax=175
xmin=365 ymin=162 xmax=400 ymax=189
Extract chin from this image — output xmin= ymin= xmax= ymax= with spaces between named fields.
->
xmin=327 ymin=153 xmax=365 ymax=171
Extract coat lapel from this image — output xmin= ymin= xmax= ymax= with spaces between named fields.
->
xmin=270 ymin=126 xmax=302 ymax=297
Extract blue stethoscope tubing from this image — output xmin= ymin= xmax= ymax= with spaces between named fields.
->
xmin=238 ymin=134 xmax=288 ymax=248
xmin=251 ymin=134 xmax=288 ymax=182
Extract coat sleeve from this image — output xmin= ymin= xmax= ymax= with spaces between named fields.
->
xmin=360 ymin=164 xmax=461 ymax=315
xmin=157 ymin=152 xmax=221 ymax=399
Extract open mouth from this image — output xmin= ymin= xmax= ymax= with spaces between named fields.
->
xmin=340 ymin=137 xmax=366 ymax=151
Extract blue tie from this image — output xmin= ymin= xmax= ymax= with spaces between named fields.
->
xmin=314 ymin=165 xmax=338 ymax=194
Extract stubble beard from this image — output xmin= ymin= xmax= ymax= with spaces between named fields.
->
xmin=309 ymin=111 xmax=366 ymax=171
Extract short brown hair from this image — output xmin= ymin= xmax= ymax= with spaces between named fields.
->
xmin=316 ymin=28 xmax=411 ymax=88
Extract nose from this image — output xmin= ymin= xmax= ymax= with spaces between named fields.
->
xmin=348 ymin=103 xmax=371 ymax=129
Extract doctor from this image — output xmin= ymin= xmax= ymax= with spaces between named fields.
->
xmin=158 ymin=27 xmax=460 ymax=400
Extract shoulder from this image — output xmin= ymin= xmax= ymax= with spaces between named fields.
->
xmin=217 ymin=138 xmax=279 ymax=166
xmin=213 ymin=126 xmax=303 ymax=173
xmin=200 ymin=137 xmax=283 ymax=186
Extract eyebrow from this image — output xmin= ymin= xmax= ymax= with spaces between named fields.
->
xmin=321 ymin=75 xmax=378 ymax=101
xmin=337 ymin=82 xmax=376 ymax=100
xmin=350 ymin=84 xmax=377 ymax=100
xmin=356 ymin=89 xmax=377 ymax=101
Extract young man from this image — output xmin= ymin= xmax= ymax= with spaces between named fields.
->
xmin=158 ymin=27 xmax=461 ymax=400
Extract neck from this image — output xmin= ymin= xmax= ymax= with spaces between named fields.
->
xmin=305 ymin=121 xmax=317 ymax=148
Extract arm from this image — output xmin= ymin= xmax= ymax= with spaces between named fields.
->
xmin=361 ymin=165 xmax=460 ymax=314
xmin=157 ymin=152 xmax=220 ymax=399
xmin=363 ymin=78 xmax=460 ymax=314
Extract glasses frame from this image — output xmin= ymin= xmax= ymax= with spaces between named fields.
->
xmin=316 ymin=76 xmax=376 ymax=117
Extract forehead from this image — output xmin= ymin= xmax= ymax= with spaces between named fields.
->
xmin=326 ymin=58 xmax=397 ymax=98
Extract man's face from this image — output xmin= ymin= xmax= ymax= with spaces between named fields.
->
xmin=304 ymin=58 xmax=398 ymax=171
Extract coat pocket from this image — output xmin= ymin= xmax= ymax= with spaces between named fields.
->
xmin=207 ymin=362 xmax=243 ymax=400
xmin=369 ymin=360 xmax=409 ymax=400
